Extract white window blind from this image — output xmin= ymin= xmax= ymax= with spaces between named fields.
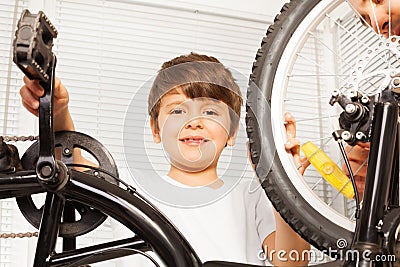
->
xmin=0 ymin=1 xmax=26 ymax=136
xmin=0 ymin=2 xmax=36 ymax=267
xmin=54 ymin=0 xmax=269 ymax=189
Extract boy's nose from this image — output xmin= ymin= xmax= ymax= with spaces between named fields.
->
xmin=184 ymin=117 xmax=204 ymax=129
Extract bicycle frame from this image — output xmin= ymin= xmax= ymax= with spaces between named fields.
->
xmin=1 ymin=167 xmax=204 ymax=266
xmin=341 ymin=88 xmax=400 ymax=266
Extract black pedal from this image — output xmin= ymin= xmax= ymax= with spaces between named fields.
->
xmin=0 ymin=137 xmax=22 ymax=173
xmin=13 ymin=9 xmax=57 ymax=83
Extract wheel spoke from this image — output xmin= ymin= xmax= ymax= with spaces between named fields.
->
xmin=388 ymin=1 xmax=392 ymax=38
xmin=288 ymin=74 xmax=348 ymax=77
xmin=289 ymin=115 xmax=334 ymax=123
xmin=369 ymin=0 xmax=382 ymax=36
xmin=284 ymin=95 xmax=331 ymax=101
xmin=296 ymin=52 xmax=351 ymax=85
xmin=308 ymin=31 xmax=354 ymax=70
xmin=310 ymin=178 xmax=324 ymax=191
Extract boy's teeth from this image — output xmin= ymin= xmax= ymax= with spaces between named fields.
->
xmin=184 ymin=138 xmax=205 ymax=143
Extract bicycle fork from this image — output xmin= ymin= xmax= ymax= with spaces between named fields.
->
xmin=347 ymin=98 xmax=399 ymax=267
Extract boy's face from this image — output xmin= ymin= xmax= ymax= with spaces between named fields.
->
xmin=349 ymin=0 xmax=400 ymax=37
xmin=150 ymin=92 xmax=236 ymax=173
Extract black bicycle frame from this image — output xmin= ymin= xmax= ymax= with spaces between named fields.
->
xmin=0 ymin=168 xmax=203 ymax=266
xmin=346 ymin=91 xmax=400 ymax=267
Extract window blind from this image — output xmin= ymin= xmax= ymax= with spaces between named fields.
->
xmin=0 ymin=1 xmax=26 ymax=136
xmin=0 ymin=1 xmax=33 ymax=266
xmin=54 ymin=0 xmax=270 ymax=194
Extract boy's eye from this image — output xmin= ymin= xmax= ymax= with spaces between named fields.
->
xmin=170 ymin=108 xmax=185 ymax=114
xmin=203 ymin=110 xmax=218 ymax=115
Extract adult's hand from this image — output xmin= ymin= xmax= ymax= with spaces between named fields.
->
xmin=284 ymin=112 xmax=310 ymax=175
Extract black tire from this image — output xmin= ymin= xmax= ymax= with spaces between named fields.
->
xmin=246 ymin=0 xmax=353 ymax=254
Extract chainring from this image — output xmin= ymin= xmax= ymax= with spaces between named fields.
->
xmin=17 ymin=131 xmax=119 ymax=238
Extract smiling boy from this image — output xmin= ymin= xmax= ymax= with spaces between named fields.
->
xmin=146 ymin=53 xmax=310 ymax=266
xmin=20 ymin=52 xmax=309 ymax=266
xmin=153 ymin=94 xmax=232 ymax=185
xmin=147 ymin=57 xmax=242 ymax=187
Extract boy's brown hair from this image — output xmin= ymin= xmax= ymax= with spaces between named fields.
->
xmin=148 ymin=52 xmax=242 ymax=135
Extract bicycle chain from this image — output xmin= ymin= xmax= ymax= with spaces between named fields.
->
xmin=2 ymin=135 xmax=38 ymax=142
xmin=0 ymin=232 xmax=38 ymax=238
xmin=1 ymin=135 xmax=39 ymax=239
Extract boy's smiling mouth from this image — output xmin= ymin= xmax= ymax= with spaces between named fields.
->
xmin=179 ymin=135 xmax=209 ymax=146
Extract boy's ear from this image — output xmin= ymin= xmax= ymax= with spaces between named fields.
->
xmin=150 ymin=118 xmax=161 ymax=143
xmin=226 ymin=125 xmax=239 ymax=147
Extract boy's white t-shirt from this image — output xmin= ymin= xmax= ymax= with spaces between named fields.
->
xmin=112 ymin=176 xmax=276 ymax=266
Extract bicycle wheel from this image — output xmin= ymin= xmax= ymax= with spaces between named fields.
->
xmin=246 ymin=0 xmax=400 ymax=254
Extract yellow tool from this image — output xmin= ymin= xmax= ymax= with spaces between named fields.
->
xmin=301 ymin=141 xmax=354 ymax=199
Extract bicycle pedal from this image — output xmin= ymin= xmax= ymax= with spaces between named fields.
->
xmin=301 ymin=141 xmax=354 ymax=199
xmin=13 ymin=9 xmax=57 ymax=83
xmin=0 ymin=137 xmax=23 ymax=174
